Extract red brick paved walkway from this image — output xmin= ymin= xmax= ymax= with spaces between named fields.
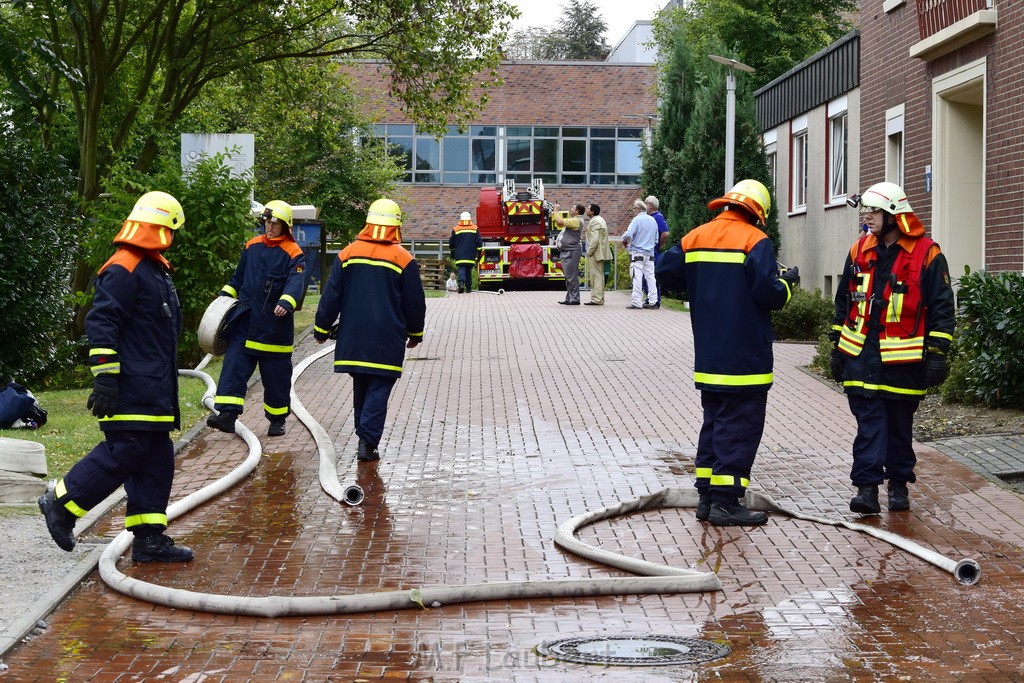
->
xmin=5 ymin=290 xmax=1024 ymax=681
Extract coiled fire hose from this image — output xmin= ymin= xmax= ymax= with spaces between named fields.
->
xmin=94 ymin=346 xmax=979 ymax=618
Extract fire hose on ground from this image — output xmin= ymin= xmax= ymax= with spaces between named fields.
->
xmin=94 ymin=345 xmax=979 ymax=619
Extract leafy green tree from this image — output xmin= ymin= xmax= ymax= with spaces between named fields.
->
xmin=659 ymin=0 xmax=857 ymax=88
xmin=0 ymin=125 xmax=79 ymax=386
xmin=503 ymin=0 xmax=609 ymax=60
xmin=0 ymin=0 xmax=518 ymax=203
xmin=180 ymin=58 xmax=404 ymax=243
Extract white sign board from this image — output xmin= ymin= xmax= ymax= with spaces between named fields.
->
xmin=180 ymin=133 xmax=254 ymax=180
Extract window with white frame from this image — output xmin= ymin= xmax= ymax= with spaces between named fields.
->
xmin=828 ymin=96 xmax=848 ymax=203
xmin=886 ymin=105 xmax=905 ymax=188
xmin=791 ymin=115 xmax=808 ymax=211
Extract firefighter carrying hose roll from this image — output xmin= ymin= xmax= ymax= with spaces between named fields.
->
xmin=38 ymin=191 xmax=194 ymax=562
xmin=206 ymin=199 xmax=306 ymax=437
xmin=831 ymin=182 xmax=955 ymax=515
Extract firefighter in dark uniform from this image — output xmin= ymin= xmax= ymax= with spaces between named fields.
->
xmin=313 ymin=198 xmax=426 ymax=462
xmin=448 ymin=211 xmax=482 ymax=293
xmin=207 ymin=200 xmax=306 ymax=437
xmin=657 ymin=179 xmax=800 ymax=526
xmin=831 ymin=182 xmax=955 ymax=514
xmin=38 ymin=191 xmax=193 ymax=562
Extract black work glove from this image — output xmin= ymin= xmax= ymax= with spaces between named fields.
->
xmin=829 ymin=349 xmax=845 ymax=384
xmin=87 ymin=375 xmax=119 ymax=418
xmin=925 ymin=352 xmax=949 ymax=388
xmin=780 ymin=265 xmax=800 ymax=290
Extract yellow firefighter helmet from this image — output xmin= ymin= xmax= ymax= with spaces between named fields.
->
xmin=707 ymin=179 xmax=771 ymax=225
xmin=127 ymin=191 xmax=184 ymax=230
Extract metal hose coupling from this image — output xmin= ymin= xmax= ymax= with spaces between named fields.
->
xmin=343 ymin=485 xmax=364 ymax=506
xmin=954 ymin=558 xmax=981 ymax=586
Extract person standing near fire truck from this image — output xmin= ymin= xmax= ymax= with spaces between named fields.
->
xmin=830 ymin=182 xmax=955 ymax=515
xmin=553 ymin=203 xmax=584 ymax=305
xmin=448 ymin=211 xmax=482 ymax=293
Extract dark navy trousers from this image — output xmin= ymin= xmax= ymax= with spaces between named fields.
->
xmin=847 ymin=394 xmax=919 ymax=486
xmin=694 ymin=391 xmax=768 ymax=504
xmin=60 ymin=430 xmax=174 ymax=529
xmin=456 ymin=264 xmax=474 ymax=293
xmin=352 ymin=373 xmax=398 ymax=448
xmin=215 ymin=326 xmax=292 ymax=420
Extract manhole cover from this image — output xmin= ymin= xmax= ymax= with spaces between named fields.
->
xmin=536 ymin=634 xmax=730 ymax=666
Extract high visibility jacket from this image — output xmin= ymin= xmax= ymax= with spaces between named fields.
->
xmin=87 ymin=247 xmax=182 ymax=431
xmin=220 ymin=234 xmax=305 ymax=356
xmin=448 ymin=220 xmax=482 ymax=265
xmin=831 ymin=215 xmax=955 ymax=399
xmin=656 ymin=209 xmax=792 ymax=392
xmin=313 ymin=222 xmax=426 ymax=378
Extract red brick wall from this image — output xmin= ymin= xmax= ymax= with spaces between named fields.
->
xmin=858 ymin=0 xmax=1024 ymax=270
xmin=345 ymin=61 xmax=657 ymax=238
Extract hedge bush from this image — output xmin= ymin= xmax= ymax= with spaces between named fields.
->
xmin=0 ymin=128 xmax=79 ymax=386
xmin=771 ymin=287 xmax=833 ymax=341
xmin=942 ymin=269 xmax=1024 ymax=408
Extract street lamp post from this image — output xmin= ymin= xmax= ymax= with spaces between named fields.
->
xmin=708 ymin=55 xmax=755 ymax=192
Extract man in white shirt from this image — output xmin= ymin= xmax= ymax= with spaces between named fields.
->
xmin=621 ymin=199 xmax=659 ymax=309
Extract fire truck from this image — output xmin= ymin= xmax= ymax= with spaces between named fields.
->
xmin=475 ymin=179 xmax=570 ymax=288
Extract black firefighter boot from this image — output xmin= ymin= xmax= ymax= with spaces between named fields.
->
xmin=695 ymin=490 xmax=712 ymax=522
xmin=132 ymin=532 xmax=194 ymax=563
xmin=356 ymin=438 xmax=380 ymax=462
xmin=887 ymin=481 xmax=910 ymax=511
xmin=38 ymin=488 xmax=77 ymax=552
xmin=850 ymin=485 xmax=881 ymax=515
xmin=206 ymin=410 xmax=237 ymax=434
xmin=709 ymin=499 xmax=769 ymax=526
xmin=268 ymin=418 xmax=286 ymax=437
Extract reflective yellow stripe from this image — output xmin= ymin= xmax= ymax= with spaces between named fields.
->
xmin=781 ymin=279 xmax=794 ymax=303
xmin=929 ymin=331 xmax=953 ymax=342
xmin=453 ymin=229 xmax=478 ymax=234
xmin=99 ymin=414 xmax=176 ymax=423
xmin=409 ymin=331 xmax=423 ymax=338
xmin=125 ymin=513 xmax=168 ymax=528
xmin=695 ymin=467 xmax=712 ymax=480
xmin=879 ymin=336 xmax=924 ymax=363
xmin=215 ymin=395 xmax=245 ymax=406
xmin=842 ymin=380 xmax=927 ymax=396
xmin=54 ymin=479 xmax=88 ymax=517
xmin=693 ymin=371 xmax=773 ymax=387
xmin=710 ymin=475 xmax=750 ymax=488
xmin=335 ymin=359 xmax=403 ymax=373
xmin=454 ymin=259 xmax=477 ymax=265
xmin=314 ymin=325 xmax=332 ymax=335
xmin=91 ymin=363 xmax=120 ymax=375
xmin=264 ymin=403 xmax=289 ymax=416
xmin=158 ymin=227 xmax=168 ymax=246
xmin=684 ymin=250 xmax=746 ymax=264
xmin=281 ymin=295 xmax=297 ymax=308
xmin=838 ymin=327 xmax=866 ymax=357
xmin=245 ymin=340 xmax=294 ymax=353
xmin=90 ymin=348 xmax=116 ymax=357
xmin=221 ymin=285 xmax=237 ymax=297
xmin=888 ymin=290 xmax=903 ymax=323
xmin=342 ymin=258 xmax=402 ymax=274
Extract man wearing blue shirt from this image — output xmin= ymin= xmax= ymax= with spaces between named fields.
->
xmin=621 ymin=199 xmax=659 ymax=309
xmin=645 ymin=195 xmax=670 ymax=308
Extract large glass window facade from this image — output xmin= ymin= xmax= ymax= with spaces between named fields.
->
xmin=370 ymin=124 xmax=643 ymax=186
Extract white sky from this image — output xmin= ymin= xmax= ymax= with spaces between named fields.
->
xmin=508 ymin=0 xmax=667 ymax=47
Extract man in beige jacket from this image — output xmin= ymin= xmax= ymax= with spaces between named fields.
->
xmin=584 ymin=203 xmax=612 ymax=305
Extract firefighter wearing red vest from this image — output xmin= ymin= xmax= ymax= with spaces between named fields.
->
xmin=313 ymin=198 xmax=426 ymax=462
xmin=830 ymin=182 xmax=955 ymax=515
xmin=657 ymin=179 xmax=800 ymax=527
xmin=38 ymin=191 xmax=194 ymax=562
xmin=207 ymin=200 xmax=306 ymax=437
xmin=448 ymin=211 xmax=482 ymax=293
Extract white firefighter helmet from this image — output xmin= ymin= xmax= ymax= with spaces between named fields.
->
xmin=860 ymin=182 xmax=913 ymax=215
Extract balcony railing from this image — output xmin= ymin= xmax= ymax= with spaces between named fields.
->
xmin=917 ymin=0 xmax=992 ymax=40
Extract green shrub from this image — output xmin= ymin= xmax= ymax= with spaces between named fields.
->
xmin=0 ymin=128 xmax=79 ymax=386
xmin=771 ymin=287 xmax=833 ymax=341
xmin=941 ymin=269 xmax=1024 ymax=408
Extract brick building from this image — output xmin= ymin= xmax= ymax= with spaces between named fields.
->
xmin=858 ymin=0 xmax=1022 ymax=276
xmin=345 ymin=60 xmax=658 ymax=239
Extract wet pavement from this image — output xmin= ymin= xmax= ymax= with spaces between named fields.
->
xmin=5 ymin=290 xmax=1024 ymax=681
